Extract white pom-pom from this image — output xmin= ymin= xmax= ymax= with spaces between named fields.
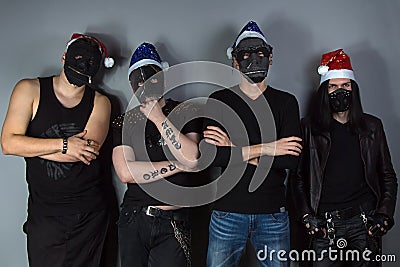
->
xmin=104 ymin=57 xmax=114 ymax=68
xmin=318 ymin=65 xmax=329 ymax=75
xmin=161 ymin=61 xmax=169 ymax=69
xmin=226 ymin=47 xmax=233 ymax=60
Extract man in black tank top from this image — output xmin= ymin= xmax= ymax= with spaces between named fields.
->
xmin=1 ymin=33 xmax=114 ymax=267
xmin=112 ymin=43 xmax=201 ymax=267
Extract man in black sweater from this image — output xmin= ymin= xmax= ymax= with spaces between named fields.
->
xmin=290 ymin=49 xmax=397 ymax=266
xmin=202 ymin=21 xmax=302 ymax=267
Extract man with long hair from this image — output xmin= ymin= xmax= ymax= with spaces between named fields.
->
xmin=291 ymin=49 xmax=397 ymax=266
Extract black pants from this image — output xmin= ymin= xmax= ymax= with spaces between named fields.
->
xmin=312 ymin=213 xmax=380 ymax=267
xmin=24 ymin=209 xmax=109 ymax=267
xmin=118 ymin=206 xmax=189 ymax=267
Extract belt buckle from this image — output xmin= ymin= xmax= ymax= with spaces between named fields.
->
xmin=145 ymin=206 xmax=156 ymax=217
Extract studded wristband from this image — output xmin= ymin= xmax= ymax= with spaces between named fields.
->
xmin=62 ymin=137 xmax=68 ymax=154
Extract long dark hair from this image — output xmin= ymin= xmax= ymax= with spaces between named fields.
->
xmin=310 ymin=80 xmax=367 ymax=133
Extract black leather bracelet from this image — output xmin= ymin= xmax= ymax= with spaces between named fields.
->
xmin=62 ymin=137 xmax=68 ymax=154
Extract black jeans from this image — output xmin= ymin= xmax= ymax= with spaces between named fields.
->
xmin=118 ymin=206 xmax=190 ymax=267
xmin=312 ymin=212 xmax=380 ymax=267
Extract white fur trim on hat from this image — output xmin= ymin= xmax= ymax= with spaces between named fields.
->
xmin=226 ymin=47 xmax=234 ymax=60
xmin=319 ymin=69 xmax=355 ymax=84
xmin=235 ymin=31 xmax=268 ymax=48
xmin=128 ymin=59 xmax=165 ymax=78
xmin=104 ymin=57 xmax=114 ymax=68
xmin=226 ymin=31 xmax=269 ymax=59
xmin=318 ymin=66 xmax=329 ymax=75
xmin=161 ymin=61 xmax=169 ymax=69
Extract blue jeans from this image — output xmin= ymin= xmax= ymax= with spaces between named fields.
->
xmin=207 ymin=210 xmax=290 ymax=267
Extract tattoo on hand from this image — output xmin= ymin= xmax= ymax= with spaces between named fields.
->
xmin=161 ymin=120 xmax=182 ymax=150
xmin=142 ymin=163 xmax=177 ymax=180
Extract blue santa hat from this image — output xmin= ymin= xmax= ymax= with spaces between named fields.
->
xmin=226 ymin=21 xmax=269 ymax=60
xmin=128 ymin=42 xmax=169 ymax=78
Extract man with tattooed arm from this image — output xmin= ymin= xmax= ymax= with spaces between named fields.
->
xmin=112 ymin=42 xmax=201 ymax=267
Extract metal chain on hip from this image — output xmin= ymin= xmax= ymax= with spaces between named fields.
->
xmin=360 ymin=211 xmax=381 ymax=253
xmin=360 ymin=211 xmax=368 ymax=226
xmin=171 ymin=220 xmax=191 ymax=267
xmin=325 ymin=212 xmax=336 ymax=245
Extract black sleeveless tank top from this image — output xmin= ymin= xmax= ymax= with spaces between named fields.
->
xmin=25 ymin=76 xmax=106 ymax=215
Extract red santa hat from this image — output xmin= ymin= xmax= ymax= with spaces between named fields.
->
xmin=65 ymin=33 xmax=114 ymax=68
xmin=318 ymin=49 xmax=355 ymax=84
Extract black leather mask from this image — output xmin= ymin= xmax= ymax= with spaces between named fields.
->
xmin=129 ymin=65 xmax=164 ymax=103
xmin=233 ymin=38 xmax=272 ymax=83
xmin=64 ymin=39 xmax=102 ymax=87
xmin=329 ymin=88 xmax=352 ymax=112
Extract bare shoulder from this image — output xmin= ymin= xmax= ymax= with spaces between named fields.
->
xmin=13 ymin=78 xmax=39 ymax=96
xmin=3 ymin=78 xmax=40 ymax=133
xmin=92 ymin=90 xmax=111 ymax=120
xmin=94 ymin=90 xmax=111 ymax=107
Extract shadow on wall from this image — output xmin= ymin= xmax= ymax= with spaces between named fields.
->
xmin=261 ymin=15 xmax=316 ymax=100
xmin=82 ymin=31 xmax=125 ymax=267
xmin=96 ymin=86 xmax=121 ymax=267
xmin=91 ymin=33 xmax=125 ymax=267
xmin=349 ymin=43 xmax=400 ymax=258
xmin=204 ymin=24 xmax=238 ymax=64
xmin=91 ymin=30 xmax=131 ymax=110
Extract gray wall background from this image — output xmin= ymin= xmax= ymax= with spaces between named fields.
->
xmin=1 ymin=0 xmax=399 ymax=266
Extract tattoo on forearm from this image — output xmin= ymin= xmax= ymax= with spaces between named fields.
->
xmin=150 ymin=170 xmax=159 ymax=178
xmin=142 ymin=163 xmax=177 ymax=180
xmin=168 ymin=163 xmax=176 ymax=171
xmin=161 ymin=120 xmax=182 ymax=150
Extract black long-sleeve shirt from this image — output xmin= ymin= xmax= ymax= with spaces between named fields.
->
xmin=201 ymin=86 xmax=301 ymax=213
xmin=319 ymin=119 xmax=374 ymax=212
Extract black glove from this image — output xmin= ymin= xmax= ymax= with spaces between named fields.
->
xmin=302 ymin=214 xmax=325 ymax=237
xmin=366 ymin=212 xmax=394 ymax=237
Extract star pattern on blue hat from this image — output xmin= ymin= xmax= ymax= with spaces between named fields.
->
xmin=226 ymin=20 xmax=269 ymax=59
xmin=128 ymin=42 xmax=169 ymax=78
xmin=237 ymin=21 xmax=265 ymax=39
xmin=130 ymin=43 xmax=161 ymax=68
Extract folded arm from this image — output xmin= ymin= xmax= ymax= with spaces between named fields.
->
xmin=112 ymin=145 xmax=185 ymax=184
xmin=40 ymin=92 xmax=111 ymax=164
xmin=141 ymin=100 xmax=200 ymax=169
